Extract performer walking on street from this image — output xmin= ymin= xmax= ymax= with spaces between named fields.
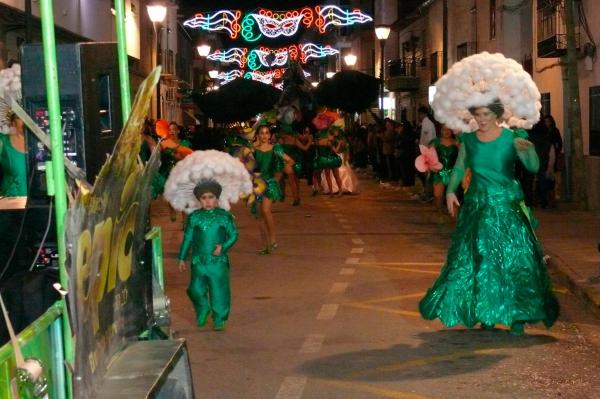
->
xmin=419 ymin=52 xmax=559 ymax=336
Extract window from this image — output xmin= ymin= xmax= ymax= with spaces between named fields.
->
xmin=456 ymin=42 xmax=468 ymax=61
xmin=490 ymin=0 xmax=497 ymax=40
xmin=590 ymin=86 xmax=600 ymax=156
xmin=541 ymin=93 xmax=551 ymax=117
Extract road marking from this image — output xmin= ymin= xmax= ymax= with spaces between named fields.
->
xmin=315 ymin=378 xmax=432 ymax=399
xmin=352 ymin=238 xmax=364 ymax=245
xmin=350 ymin=247 xmax=364 ymax=254
xmin=330 ymin=282 xmax=349 ymax=294
xmin=333 ymin=213 xmax=342 ymax=218
xmin=345 ymin=257 xmax=359 ymax=264
xmin=340 ymin=268 xmax=356 ymax=275
xmin=275 ymin=376 xmax=307 ymax=399
xmin=317 ymin=304 xmax=339 ymax=320
xmin=345 ymin=293 xmax=425 ymax=318
xmin=299 ymin=334 xmax=326 ymax=354
xmin=355 ymin=264 xmax=439 ymax=275
xmin=342 ymin=225 xmax=352 ymax=229
xmin=348 ymin=302 xmax=421 ymax=318
xmin=338 ymin=218 xmax=349 ymax=223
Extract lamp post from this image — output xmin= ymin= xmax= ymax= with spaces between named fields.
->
xmin=375 ymin=25 xmax=391 ymax=120
xmin=147 ymin=2 xmax=167 ymax=119
xmin=344 ymin=53 xmax=357 ymax=68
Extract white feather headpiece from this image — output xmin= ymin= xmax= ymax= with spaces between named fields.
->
xmin=164 ymin=150 xmax=253 ymax=213
xmin=431 ymin=52 xmax=541 ymax=132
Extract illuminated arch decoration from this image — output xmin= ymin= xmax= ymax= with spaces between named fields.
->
xmin=247 ymin=47 xmax=289 ymax=70
xmin=299 ymin=43 xmax=339 ymax=63
xmin=314 ymin=5 xmax=373 ymax=33
xmin=241 ymin=7 xmax=313 ymax=42
xmin=216 ymin=70 xmax=244 ymax=83
xmin=185 ymin=6 xmax=372 ymax=41
xmin=207 ymin=48 xmax=248 ymax=68
xmin=183 ymin=10 xmax=242 ymax=39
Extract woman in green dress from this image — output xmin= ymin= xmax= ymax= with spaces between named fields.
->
xmin=0 ymin=115 xmax=27 ymax=197
xmin=312 ymin=127 xmax=342 ymax=196
xmin=419 ymin=102 xmax=559 ymax=335
xmin=429 ymin=125 xmax=458 ymax=211
xmin=253 ymin=125 xmax=294 ymax=254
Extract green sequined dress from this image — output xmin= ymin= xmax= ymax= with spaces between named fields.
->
xmin=255 ymin=143 xmax=285 ymax=201
xmin=419 ymin=129 xmax=559 ymax=329
xmin=312 ymin=131 xmax=342 ymax=170
xmin=429 ymin=137 xmax=459 ymax=186
xmin=178 ymin=208 xmax=238 ymax=325
xmin=0 ymin=134 xmax=27 ymax=196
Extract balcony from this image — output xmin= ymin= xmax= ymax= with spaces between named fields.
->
xmin=537 ymin=0 xmax=580 ymax=58
xmin=385 ymin=59 xmax=420 ymax=92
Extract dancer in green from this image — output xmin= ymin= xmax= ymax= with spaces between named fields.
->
xmin=419 ymin=103 xmax=559 ymax=335
xmin=177 ymin=181 xmax=237 ymax=330
xmin=0 ymin=115 xmax=27 ymax=197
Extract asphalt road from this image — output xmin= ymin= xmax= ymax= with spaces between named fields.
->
xmin=155 ymin=173 xmax=600 ymax=399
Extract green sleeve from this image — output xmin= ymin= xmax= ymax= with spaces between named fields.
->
xmin=178 ymin=214 xmax=194 ymax=261
xmin=428 ymin=137 xmax=439 ymax=147
xmin=446 ymin=142 xmax=467 ymax=194
xmin=221 ymin=212 xmax=238 ymax=252
xmin=273 ymin=143 xmax=285 ymax=158
xmin=513 ymin=129 xmax=539 ymax=173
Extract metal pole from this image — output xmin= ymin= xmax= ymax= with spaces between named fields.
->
xmin=25 ymin=0 xmax=32 ymax=43
xmin=114 ymin=0 xmax=132 ymax=120
xmin=39 ymin=0 xmax=73 ymax=397
xmin=379 ymin=39 xmax=385 ymax=120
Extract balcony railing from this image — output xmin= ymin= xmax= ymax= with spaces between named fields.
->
xmin=537 ymin=0 xmax=580 ymax=58
xmin=386 ymin=58 xmax=420 ymax=92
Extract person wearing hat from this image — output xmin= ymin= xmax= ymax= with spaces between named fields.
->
xmin=177 ymin=180 xmax=239 ymax=331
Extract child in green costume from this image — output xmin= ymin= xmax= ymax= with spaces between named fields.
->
xmin=177 ymin=180 xmax=238 ymax=331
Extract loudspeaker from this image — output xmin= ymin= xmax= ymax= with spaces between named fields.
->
xmin=21 ymin=42 xmax=123 ymax=197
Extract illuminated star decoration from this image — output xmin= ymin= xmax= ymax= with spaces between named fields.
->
xmin=315 ymin=5 xmax=373 ymax=33
xmin=183 ymin=10 xmax=242 ymax=39
xmin=207 ymin=48 xmax=248 ymax=68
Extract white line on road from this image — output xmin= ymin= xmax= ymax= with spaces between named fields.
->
xmin=338 ymin=218 xmax=349 ymax=223
xmin=317 ymin=304 xmax=339 ymax=320
xmin=333 ymin=213 xmax=342 ymax=218
xmin=350 ymin=247 xmax=364 ymax=254
xmin=345 ymin=257 xmax=359 ymax=264
xmin=340 ymin=268 xmax=356 ymax=275
xmin=330 ymin=282 xmax=349 ymax=294
xmin=299 ymin=334 xmax=326 ymax=354
xmin=352 ymin=238 xmax=364 ymax=245
xmin=342 ymin=225 xmax=352 ymax=229
xmin=275 ymin=376 xmax=307 ymax=399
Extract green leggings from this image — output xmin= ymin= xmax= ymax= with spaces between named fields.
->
xmin=187 ymin=258 xmax=231 ymax=323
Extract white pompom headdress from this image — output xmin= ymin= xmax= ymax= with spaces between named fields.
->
xmin=164 ymin=150 xmax=253 ymax=213
xmin=0 ymin=64 xmax=22 ymax=134
xmin=431 ymin=52 xmax=541 ymax=132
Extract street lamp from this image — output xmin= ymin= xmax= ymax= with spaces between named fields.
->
xmin=197 ymin=44 xmax=211 ymax=57
xmin=311 ymin=82 xmax=319 ymax=87
xmin=375 ymin=25 xmax=391 ymax=120
xmin=326 ymin=72 xmax=335 ymax=79
xmin=344 ymin=53 xmax=357 ymax=68
xmin=208 ymin=70 xmax=219 ymax=79
xmin=147 ymin=2 xmax=168 ymax=119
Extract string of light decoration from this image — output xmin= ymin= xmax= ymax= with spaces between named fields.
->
xmin=213 ymin=68 xmax=311 ymax=86
xmin=206 ymin=44 xmax=339 ymax=71
xmin=183 ymin=5 xmax=372 ymax=42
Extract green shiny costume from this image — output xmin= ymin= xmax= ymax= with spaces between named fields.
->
xmin=151 ymin=139 xmax=192 ymax=199
xmin=255 ymin=144 xmax=285 ymax=201
xmin=0 ymin=134 xmax=27 ymax=196
xmin=178 ymin=207 xmax=238 ymax=325
xmin=419 ymin=128 xmax=559 ymax=329
xmin=429 ymin=138 xmax=459 ymax=186
xmin=312 ymin=131 xmax=342 ymax=170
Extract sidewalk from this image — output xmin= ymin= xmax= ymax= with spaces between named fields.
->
xmin=535 ymin=208 xmax=600 ymax=317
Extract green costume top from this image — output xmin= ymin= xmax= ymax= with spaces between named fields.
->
xmin=254 ymin=144 xmax=285 ymax=201
xmin=313 ymin=132 xmax=342 ymax=170
xmin=429 ymin=137 xmax=458 ymax=186
xmin=178 ymin=207 xmax=238 ymax=264
xmin=0 ymin=134 xmax=27 ymax=196
xmin=420 ymin=128 xmax=559 ymax=329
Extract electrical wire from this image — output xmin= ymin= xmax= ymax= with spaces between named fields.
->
xmin=28 ymin=199 xmax=53 ymax=272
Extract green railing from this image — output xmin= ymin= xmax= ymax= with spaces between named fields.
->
xmin=0 ymin=302 xmax=66 ymax=398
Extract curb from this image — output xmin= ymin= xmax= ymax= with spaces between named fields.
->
xmin=546 ymin=251 xmax=600 ymax=319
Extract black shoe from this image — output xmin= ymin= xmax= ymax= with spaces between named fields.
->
xmin=292 ymin=199 xmax=300 ymax=206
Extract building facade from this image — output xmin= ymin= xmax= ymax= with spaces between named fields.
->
xmin=383 ymin=0 xmax=600 ymax=208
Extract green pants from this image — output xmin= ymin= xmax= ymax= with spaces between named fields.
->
xmin=187 ymin=257 xmax=231 ymax=323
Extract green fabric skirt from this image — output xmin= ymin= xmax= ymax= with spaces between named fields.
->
xmin=313 ymin=145 xmax=342 ymax=170
xmin=419 ymin=183 xmax=559 ymax=328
